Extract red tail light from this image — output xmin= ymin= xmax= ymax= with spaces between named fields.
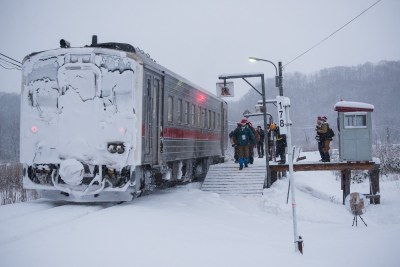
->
xmin=31 ymin=125 xmax=38 ymax=133
xmin=119 ymin=127 xmax=126 ymax=135
xmin=197 ymin=94 xmax=206 ymax=103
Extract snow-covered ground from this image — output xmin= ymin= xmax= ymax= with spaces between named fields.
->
xmin=0 ymin=151 xmax=399 ymax=267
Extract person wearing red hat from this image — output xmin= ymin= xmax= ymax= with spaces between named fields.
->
xmin=231 ymin=119 xmax=256 ymax=170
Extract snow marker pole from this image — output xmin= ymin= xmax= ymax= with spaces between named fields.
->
xmin=283 ymin=98 xmax=301 ymax=254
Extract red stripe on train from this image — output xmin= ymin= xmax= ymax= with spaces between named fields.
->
xmin=163 ymin=127 xmax=221 ymax=140
xmin=141 ymin=125 xmax=221 ymax=140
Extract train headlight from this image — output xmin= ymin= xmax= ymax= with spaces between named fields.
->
xmin=116 ymin=145 xmax=125 ymax=154
xmin=108 ymin=144 xmax=117 ymax=153
xmin=107 ymin=143 xmax=125 ymax=154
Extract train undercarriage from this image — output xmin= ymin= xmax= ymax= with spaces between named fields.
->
xmin=23 ymin=157 xmax=222 ymax=202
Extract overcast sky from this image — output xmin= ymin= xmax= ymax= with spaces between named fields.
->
xmin=0 ymin=0 xmax=399 ymax=99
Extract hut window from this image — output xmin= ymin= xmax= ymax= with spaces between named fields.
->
xmin=344 ymin=113 xmax=367 ymax=128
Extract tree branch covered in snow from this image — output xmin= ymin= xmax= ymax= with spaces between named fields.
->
xmin=375 ymin=144 xmax=400 ymax=175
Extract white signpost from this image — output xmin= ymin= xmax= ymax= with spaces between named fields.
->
xmin=276 ymin=96 xmax=302 ymax=253
xmin=276 ymin=96 xmax=288 ymax=134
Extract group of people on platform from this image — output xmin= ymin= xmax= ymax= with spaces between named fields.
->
xmin=229 ymin=115 xmax=334 ymax=170
xmin=229 ymin=118 xmax=287 ymax=170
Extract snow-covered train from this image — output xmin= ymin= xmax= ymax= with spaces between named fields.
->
xmin=20 ymin=36 xmax=228 ymax=202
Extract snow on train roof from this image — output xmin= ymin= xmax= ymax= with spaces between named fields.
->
xmin=23 ymin=45 xmax=221 ymax=102
xmin=334 ymin=100 xmax=374 ymax=112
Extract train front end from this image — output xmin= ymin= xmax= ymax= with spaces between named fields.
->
xmin=20 ymin=46 xmax=143 ymax=202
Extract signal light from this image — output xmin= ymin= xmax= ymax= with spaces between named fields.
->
xmin=197 ymin=94 xmax=206 ymax=103
xmin=31 ymin=125 xmax=38 ymax=133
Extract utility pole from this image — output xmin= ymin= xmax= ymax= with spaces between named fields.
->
xmin=278 ymin=61 xmax=283 ymax=96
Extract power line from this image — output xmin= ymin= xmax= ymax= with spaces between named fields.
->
xmin=0 ymin=52 xmax=22 ymax=71
xmin=284 ymin=0 xmax=383 ymax=68
xmin=0 ymin=53 xmax=22 ymax=65
xmin=0 ymin=58 xmax=21 ymax=70
xmin=0 ymin=62 xmax=20 ymax=70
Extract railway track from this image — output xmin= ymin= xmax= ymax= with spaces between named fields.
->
xmin=0 ymin=200 xmax=118 ymax=246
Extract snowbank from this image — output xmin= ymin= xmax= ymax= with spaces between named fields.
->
xmin=0 ymin=152 xmax=399 ymax=267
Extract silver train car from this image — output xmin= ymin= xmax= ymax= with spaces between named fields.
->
xmin=20 ymin=36 xmax=228 ymax=202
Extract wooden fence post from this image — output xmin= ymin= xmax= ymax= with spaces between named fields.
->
xmin=341 ymin=169 xmax=351 ymax=205
xmin=368 ymin=165 xmax=380 ymax=204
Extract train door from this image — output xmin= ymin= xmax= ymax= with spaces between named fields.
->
xmin=143 ymin=72 xmax=163 ymax=165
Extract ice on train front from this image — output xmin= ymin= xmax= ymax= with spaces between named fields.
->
xmin=20 ymin=39 xmax=143 ymax=202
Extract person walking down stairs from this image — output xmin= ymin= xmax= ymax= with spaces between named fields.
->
xmin=232 ymin=118 xmax=256 ymax=170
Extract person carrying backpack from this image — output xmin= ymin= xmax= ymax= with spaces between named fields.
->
xmin=233 ymin=119 xmax=256 ymax=170
xmin=315 ymin=115 xmax=334 ymax=162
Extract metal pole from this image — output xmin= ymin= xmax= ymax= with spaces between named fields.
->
xmin=285 ymin=100 xmax=299 ymax=253
xmin=278 ymin=62 xmax=283 ymax=96
xmin=261 ymin=75 xmax=271 ymax=188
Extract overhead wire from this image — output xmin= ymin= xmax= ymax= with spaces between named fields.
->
xmin=0 ymin=53 xmax=22 ymax=65
xmin=0 ymin=52 xmax=22 ymax=70
xmin=0 ymin=58 xmax=22 ymax=70
xmin=284 ymin=0 xmax=383 ymax=68
xmin=0 ymin=62 xmax=20 ymax=70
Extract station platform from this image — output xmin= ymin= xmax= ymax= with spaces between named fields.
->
xmin=202 ymin=155 xmax=380 ymax=204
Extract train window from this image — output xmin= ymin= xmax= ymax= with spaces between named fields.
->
xmin=217 ymin=113 xmax=220 ymax=128
xmin=153 ymin=79 xmax=159 ymax=121
xmin=203 ymin=109 xmax=207 ymax=128
xmin=168 ymin=96 xmax=173 ymax=123
xmin=197 ymin=106 xmax=201 ymax=128
xmin=208 ymin=110 xmax=212 ymax=129
xmin=185 ymin=101 xmax=190 ymax=125
xmin=177 ymin=99 xmax=182 ymax=124
xmin=213 ymin=111 xmax=216 ymax=129
xmin=147 ymin=78 xmax=151 ymax=96
xmin=191 ymin=104 xmax=195 ymax=126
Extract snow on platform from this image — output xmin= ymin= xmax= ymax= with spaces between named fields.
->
xmin=201 ymin=160 xmax=266 ymax=196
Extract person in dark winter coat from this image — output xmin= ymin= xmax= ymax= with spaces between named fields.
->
xmin=247 ymin=121 xmax=259 ymax=164
xmin=232 ymin=119 xmax=256 ymax=170
xmin=315 ymin=116 xmax=332 ymax=162
xmin=267 ymin=124 xmax=274 ymax=161
xmin=270 ymin=123 xmax=286 ymax=164
xmin=229 ymin=123 xmax=241 ymax=163
xmin=256 ymin=125 xmax=265 ymax=158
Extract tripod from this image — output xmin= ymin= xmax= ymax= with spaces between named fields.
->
xmin=352 ymin=214 xmax=367 ymax=227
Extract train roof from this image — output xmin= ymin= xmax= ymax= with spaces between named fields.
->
xmin=23 ymin=37 xmax=224 ymax=104
xmin=129 ymin=46 xmax=223 ymax=103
